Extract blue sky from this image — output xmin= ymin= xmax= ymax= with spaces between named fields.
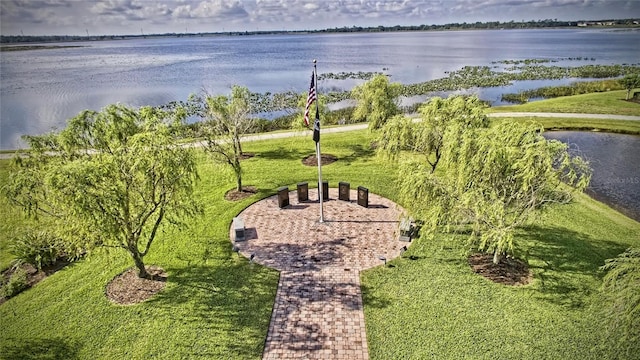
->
xmin=2 ymin=0 xmax=639 ymax=36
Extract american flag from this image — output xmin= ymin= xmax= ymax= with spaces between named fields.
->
xmin=303 ymin=72 xmax=316 ymax=127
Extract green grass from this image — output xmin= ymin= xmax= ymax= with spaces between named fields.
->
xmin=491 ymin=90 xmax=640 ymax=116
xmin=362 ymin=192 xmax=640 ymax=359
xmin=493 ymin=117 xmax=640 ymax=135
xmin=1 ymin=126 xmax=639 ymax=359
xmin=0 ymin=160 xmax=32 ymax=271
xmin=0 ymin=131 xmax=397 ymax=359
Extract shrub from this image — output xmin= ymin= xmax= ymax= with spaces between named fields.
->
xmin=0 ymin=266 xmax=28 ymax=300
xmin=9 ymin=231 xmax=68 ymax=270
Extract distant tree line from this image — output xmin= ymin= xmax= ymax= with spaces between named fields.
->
xmin=2 ymin=18 xmax=638 ymax=44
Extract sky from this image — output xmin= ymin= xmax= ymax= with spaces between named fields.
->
xmin=1 ymin=0 xmax=640 ymax=36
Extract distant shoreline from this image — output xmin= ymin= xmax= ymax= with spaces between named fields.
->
xmin=1 ymin=18 xmax=638 ymax=45
xmin=0 ymin=45 xmax=85 ymax=52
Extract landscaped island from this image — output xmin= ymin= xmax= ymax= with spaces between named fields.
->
xmin=1 ymin=90 xmax=639 ymax=359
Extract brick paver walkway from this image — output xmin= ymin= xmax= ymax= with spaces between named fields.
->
xmin=230 ymin=188 xmax=407 ymax=359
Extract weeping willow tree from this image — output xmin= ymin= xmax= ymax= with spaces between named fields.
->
xmin=351 ymin=74 xmax=402 ymax=130
xmin=392 ymin=96 xmax=591 ymax=264
xmin=619 ymin=74 xmax=640 ymax=100
xmin=600 ymin=247 xmax=640 ymax=358
xmin=198 ymin=85 xmax=255 ymax=192
xmin=5 ymin=104 xmax=202 ymax=278
xmin=376 ymin=96 xmax=489 ymax=173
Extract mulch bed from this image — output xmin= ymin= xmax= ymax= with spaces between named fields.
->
xmin=1 ymin=261 xmax=71 ymax=305
xmin=468 ymin=253 xmax=532 ymax=286
xmin=225 ymin=185 xmax=258 ymax=201
xmin=105 ymin=266 xmax=167 ymax=305
xmin=302 ymin=154 xmax=338 ymax=166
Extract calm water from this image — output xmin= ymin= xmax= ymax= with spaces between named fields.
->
xmin=2 ymin=29 xmax=639 ymax=150
xmin=544 ymin=131 xmax=640 ymax=222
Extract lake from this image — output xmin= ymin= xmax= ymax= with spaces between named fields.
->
xmin=1 ymin=28 xmax=639 ymax=150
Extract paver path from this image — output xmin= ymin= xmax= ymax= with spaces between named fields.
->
xmin=230 ymin=188 xmax=407 ymax=359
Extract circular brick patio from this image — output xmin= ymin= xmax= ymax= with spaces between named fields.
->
xmin=230 ymin=188 xmax=408 ymax=360
xmin=230 ymin=188 xmax=407 ymax=271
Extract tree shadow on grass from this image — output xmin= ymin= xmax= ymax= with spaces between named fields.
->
xmin=520 ymin=225 xmax=627 ymax=308
xmin=0 ymin=337 xmax=82 ymax=360
xmin=254 ymin=147 xmax=307 ymax=161
xmin=361 ymin=284 xmax=392 ymax=309
xmin=146 ymin=262 xmax=278 ymax=358
xmin=341 ymin=144 xmax=375 ymax=164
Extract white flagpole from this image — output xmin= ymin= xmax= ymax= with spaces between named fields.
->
xmin=314 ymin=59 xmax=324 ymax=223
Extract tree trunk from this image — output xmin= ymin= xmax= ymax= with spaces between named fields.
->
xmin=236 ymin=174 xmax=242 ymax=193
xmin=493 ymin=250 xmax=502 ymax=265
xmin=131 ymin=249 xmax=150 ymax=279
xmin=233 ymin=156 xmax=242 ymax=192
xmin=626 ymin=89 xmax=631 ymax=100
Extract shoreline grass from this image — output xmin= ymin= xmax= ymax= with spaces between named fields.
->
xmin=493 ymin=116 xmax=640 ymax=135
xmin=490 ymin=90 xmax=640 ymax=116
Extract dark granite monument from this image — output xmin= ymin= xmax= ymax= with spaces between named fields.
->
xmin=297 ymin=182 xmax=308 ymax=202
xmin=277 ymin=186 xmax=290 ymax=208
xmin=357 ymin=186 xmax=368 ymax=208
xmin=339 ymin=182 xmax=350 ymax=201
xmin=320 ymin=181 xmax=329 ymax=200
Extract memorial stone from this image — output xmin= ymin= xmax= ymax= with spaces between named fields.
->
xmin=277 ymin=186 xmax=290 ymax=208
xmin=320 ymin=181 xmax=329 ymax=200
xmin=357 ymin=186 xmax=369 ymax=208
xmin=297 ymin=182 xmax=308 ymax=202
xmin=339 ymin=182 xmax=350 ymax=201
xmin=233 ymin=217 xmax=245 ymax=242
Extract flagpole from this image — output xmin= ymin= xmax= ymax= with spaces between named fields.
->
xmin=314 ymin=59 xmax=324 ymax=223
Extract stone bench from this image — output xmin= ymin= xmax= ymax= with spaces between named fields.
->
xmin=399 ymin=217 xmax=413 ymax=242
xmin=233 ymin=217 xmax=246 ymax=242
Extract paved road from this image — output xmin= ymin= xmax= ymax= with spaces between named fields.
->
xmin=2 ymin=112 xmax=638 ymax=159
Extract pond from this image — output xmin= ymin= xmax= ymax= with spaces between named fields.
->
xmin=544 ymin=131 xmax=640 ymax=222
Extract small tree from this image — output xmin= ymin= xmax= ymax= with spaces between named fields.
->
xmin=4 ymin=104 xmax=202 ymax=278
xmin=399 ymin=121 xmax=591 ymax=264
xmin=351 ymin=74 xmax=402 ymax=130
xmin=199 ymin=85 xmax=255 ymax=192
xmin=600 ymin=247 xmax=640 ymax=357
xmin=376 ymin=96 xmax=489 ymax=173
xmin=619 ymin=74 xmax=640 ymax=100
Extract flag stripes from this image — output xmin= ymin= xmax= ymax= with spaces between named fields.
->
xmin=303 ymin=72 xmax=316 ymax=127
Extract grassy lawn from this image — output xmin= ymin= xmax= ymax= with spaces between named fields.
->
xmin=0 ymin=131 xmax=399 ymax=359
xmin=491 ymin=90 xmax=640 ymax=116
xmin=0 ymin=160 xmax=31 ymax=271
xmin=1 ymin=100 xmax=639 ymax=358
xmin=492 ymin=117 xmax=640 ymax=135
xmin=362 ymin=192 xmax=640 ymax=359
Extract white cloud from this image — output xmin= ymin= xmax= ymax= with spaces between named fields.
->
xmin=1 ymin=0 xmax=639 ymax=36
